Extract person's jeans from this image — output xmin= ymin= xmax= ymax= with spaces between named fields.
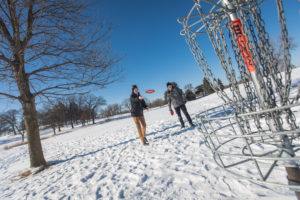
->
xmin=132 ymin=116 xmax=147 ymax=144
xmin=174 ymin=104 xmax=193 ymax=127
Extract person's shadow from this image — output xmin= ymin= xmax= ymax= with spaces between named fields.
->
xmin=48 ymin=123 xmax=196 ymax=166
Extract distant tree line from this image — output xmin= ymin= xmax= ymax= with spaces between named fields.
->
xmin=0 ymin=78 xmax=226 ymax=138
xmin=0 ymin=110 xmax=25 ymax=141
xmin=38 ymin=95 xmax=106 ymax=134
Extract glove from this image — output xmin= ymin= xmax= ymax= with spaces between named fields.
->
xmin=170 ymin=110 xmax=174 ymax=115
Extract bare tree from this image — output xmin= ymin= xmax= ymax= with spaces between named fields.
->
xmin=122 ymin=98 xmax=131 ymax=112
xmin=85 ymin=95 xmax=106 ymax=124
xmin=0 ymin=115 xmax=10 ymax=136
xmin=77 ymin=95 xmax=88 ymax=126
xmin=80 ymin=106 xmax=89 ymax=126
xmin=39 ymin=108 xmax=57 ymax=135
xmin=272 ymin=36 xmax=297 ymax=72
xmin=184 ymin=83 xmax=193 ymax=92
xmin=150 ymin=98 xmax=166 ymax=108
xmin=0 ymin=109 xmax=26 ymax=141
xmin=0 ymin=1 xmax=121 ymax=167
xmin=66 ymin=96 xmax=80 ymax=129
xmin=102 ymin=103 xmax=122 ymax=119
xmin=0 ymin=110 xmax=18 ymax=135
xmin=16 ymin=119 xmax=26 ymax=142
xmin=54 ymin=102 xmax=67 ymax=132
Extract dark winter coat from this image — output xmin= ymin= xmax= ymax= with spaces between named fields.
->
xmin=130 ymin=93 xmax=148 ymax=117
xmin=167 ymin=87 xmax=186 ymax=110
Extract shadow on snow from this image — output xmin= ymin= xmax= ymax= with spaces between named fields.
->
xmin=48 ymin=122 xmax=196 ymax=166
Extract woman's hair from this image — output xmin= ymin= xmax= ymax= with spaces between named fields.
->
xmin=131 ymin=85 xmax=138 ymax=91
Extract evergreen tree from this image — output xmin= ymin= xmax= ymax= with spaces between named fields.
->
xmin=185 ymin=89 xmax=196 ymax=101
xmin=195 ymin=84 xmax=204 ymax=96
xmin=203 ymin=78 xmax=215 ymax=95
xmin=217 ymin=79 xmax=225 ymax=91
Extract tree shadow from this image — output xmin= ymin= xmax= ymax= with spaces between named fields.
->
xmin=0 ymin=136 xmax=21 ymax=145
xmin=151 ymin=126 xmax=196 ymax=140
xmin=47 ymin=137 xmax=136 ymax=166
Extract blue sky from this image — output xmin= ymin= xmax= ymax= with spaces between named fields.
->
xmin=1 ymin=0 xmax=300 ymax=112
xmin=95 ymin=0 xmax=300 ymax=106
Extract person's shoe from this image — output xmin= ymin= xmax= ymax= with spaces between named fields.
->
xmin=181 ymin=125 xmax=185 ymax=129
xmin=144 ymin=137 xmax=148 ymax=143
xmin=143 ymin=137 xmax=149 ymax=144
xmin=190 ymin=123 xmax=196 ymax=127
xmin=142 ymin=137 xmax=149 ymax=145
xmin=143 ymin=142 xmax=149 ymax=146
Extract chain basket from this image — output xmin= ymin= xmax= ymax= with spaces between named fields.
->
xmin=178 ymin=0 xmax=300 ymax=194
xmin=196 ymin=102 xmax=300 ymax=190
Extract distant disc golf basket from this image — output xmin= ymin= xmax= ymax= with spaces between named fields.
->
xmin=178 ymin=0 xmax=300 ymax=198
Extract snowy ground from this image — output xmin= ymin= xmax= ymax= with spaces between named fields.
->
xmin=1 ymin=68 xmax=300 ymax=200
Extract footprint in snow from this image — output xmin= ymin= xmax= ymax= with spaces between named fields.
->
xmin=204 ymin=164 xmax=210 ymax=171
xmin=80 ymin=172 xmax=95 ymax=183
xmin=141 ymin=174 xmax=148 ymax=183
xmin=119 ymin=190 xmax=125 ymax=199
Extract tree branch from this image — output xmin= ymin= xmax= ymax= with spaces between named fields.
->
xmin=0 ymin=52 xmax=10 ymax=63
xmin=0 ymin=16 xmax=14 ymax=46
xmin=27 ymin=61 xmax=75 ymax=77
xmin=22 ymin=0 xmax=34 ymax=48
xmin=0 ymin=92 xmax=19 ymax=100
xmin=7 ymin=0 xmax=20 ymax=44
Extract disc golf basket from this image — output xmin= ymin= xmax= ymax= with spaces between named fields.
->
xmin=178 ymin=0 xmax=300 ymax=198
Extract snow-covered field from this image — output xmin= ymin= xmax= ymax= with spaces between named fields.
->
xmin=1 ymin=68 xmax=300 ymax=200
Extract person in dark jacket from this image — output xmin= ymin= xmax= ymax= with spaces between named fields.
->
xmin=167 ymin=82 xmax=195 ymax=128
xmin=130 ymin=85 xmax=150 ymax=145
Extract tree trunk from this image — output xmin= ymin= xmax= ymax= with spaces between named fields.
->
xmin=21 ymin=132 xmax=25 ymax=143
xmin=21 ymin=99 xmax=46 ymax=167
xmin=92 ymin=111 xmax=95 ymax=124
xmin=52 ymin=126 xmax=56 ymax=135
xmin=71 ymin=118 xmax=74 ymax=128
xmin=14 ymin=59 xmax=46 ymax=167
xmin=12 ymin=125 xmax=17 ymax=135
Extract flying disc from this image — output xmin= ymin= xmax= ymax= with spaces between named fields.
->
xmin=145 ymin=89 xmax=155 ymax=94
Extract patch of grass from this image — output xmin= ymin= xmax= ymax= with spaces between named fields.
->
xmin=4 ymin=135 xmax=53 ymax=150
xmin=32 ymin=165 xmax=48 ymax=175
xmin=12 ymin=165 xmax=50 ymax=182
xmin=19 ymin=170 xmax=32 ymax=178
xmin=4 ymin=141 xmax=27 ymax=150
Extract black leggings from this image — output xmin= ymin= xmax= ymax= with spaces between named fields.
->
xmin=175 ymin=104 xmax=193 ymax=126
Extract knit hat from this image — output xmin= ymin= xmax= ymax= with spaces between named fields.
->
xmin=131 ymin=85 xmax=138 ymax=91
xmin=166 ymin=82 xmax=172 ymax=87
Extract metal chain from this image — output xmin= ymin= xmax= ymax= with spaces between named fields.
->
xmin=275 ymin=0 xmax=298 ymax=133
xmin=226 ymin=18 xmax=264 ymax=141
xmin=184 ymin=32 xmax=232 ymax=105
xmin=196 ymin=6 xmax=244 ymax=112
xmin=217 ymin=16 xmax=246 ymax=108
xmin=212 ymin=16 xmax=241 ymax=108
xmin=250 ymin=2 xmax=285 ymax=105
xmin=226 ymin=19 xmax=257 ymax=111
xmin=276 ymin=0 xmax=292 ymax=105
xmin=189 ymin=5 xmax=236 ymax=106
xmin=249 ymin=3 xmax=280 ymax=109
